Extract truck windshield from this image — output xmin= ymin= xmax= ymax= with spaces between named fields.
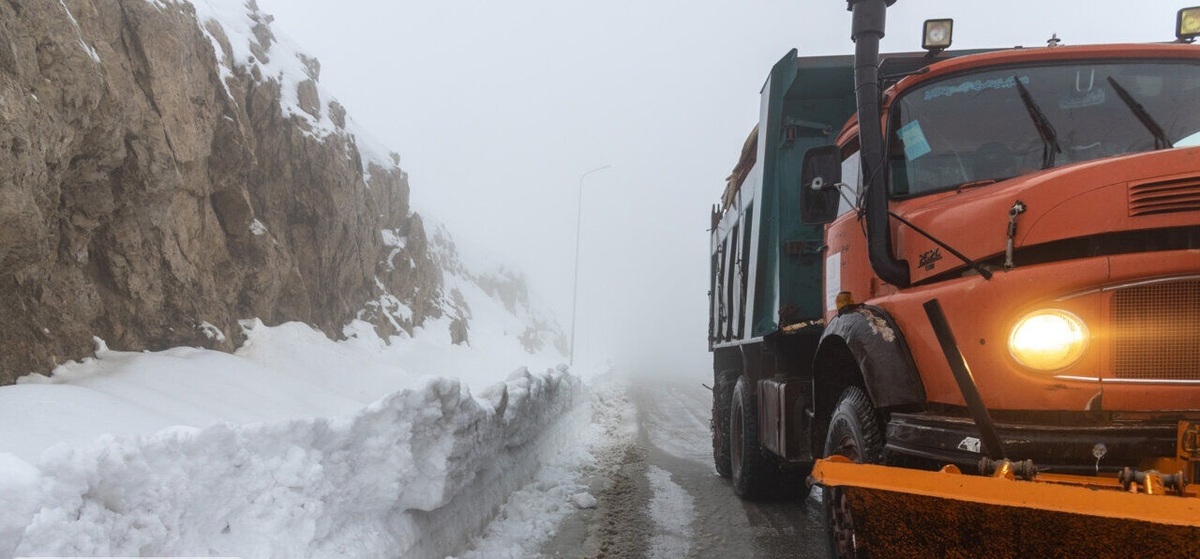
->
xmin=887 ymin=60 xmax=1200 ymax=197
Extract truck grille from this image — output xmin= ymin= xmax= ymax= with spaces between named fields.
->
xmin=1128 ymin=176 xmax=1200 ymax=217
xmin=1111 ymin=279 xmax=1200 ymax=380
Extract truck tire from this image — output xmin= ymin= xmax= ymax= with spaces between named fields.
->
xmin=730 ymin=375 xmax=774 ymax=499
xmin=823 ymin=386 xmax=883 ymax=559
xmin=712 ymin=369 xmax=738 ymax=478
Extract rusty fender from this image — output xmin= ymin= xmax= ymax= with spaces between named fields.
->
xmin=814 ymin=305 xmax=925 ymax=412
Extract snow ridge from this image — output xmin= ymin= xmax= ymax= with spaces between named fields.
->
xmin=5 ymin=369 xmax=582 ymax=558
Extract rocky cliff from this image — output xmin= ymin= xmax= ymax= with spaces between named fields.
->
xmin=0 ymin=0 xmax=505 ymax=384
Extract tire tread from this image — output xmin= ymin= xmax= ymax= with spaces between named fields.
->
xmin=731 ymin=376 xmax=775 ymax=499
xmin=712 ymin=369 xmax=737 ymax=478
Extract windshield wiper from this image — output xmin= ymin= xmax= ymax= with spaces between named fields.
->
xmin=955 ymin=179 xmax=997 ymax=193
xmin=1107 ymin=76 xmax=1173 ymax=150
xmin=1013 ymin=75 xmax=1063 ymax=169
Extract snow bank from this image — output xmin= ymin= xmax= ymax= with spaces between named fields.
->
xmin=2 ymin=367 xmax=582 ymax=558
xmin=0 ymin=313 xmax=586 ymax=558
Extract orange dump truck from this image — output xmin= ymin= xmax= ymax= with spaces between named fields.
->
xmin=709 ymin=1 xmax=1200 ymax=556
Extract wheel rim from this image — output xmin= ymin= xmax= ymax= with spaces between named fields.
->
xmin=828 ymin=431 xmax=862 ymax=558
xmin=830 ymin=489 xmax=857 ymax=558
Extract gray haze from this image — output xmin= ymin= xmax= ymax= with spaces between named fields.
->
xmin=254 ymin=0 xmax=1187 ymax=376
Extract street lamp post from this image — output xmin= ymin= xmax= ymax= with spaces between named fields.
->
xmin=570 ymin=164 xmax=610 ymax=368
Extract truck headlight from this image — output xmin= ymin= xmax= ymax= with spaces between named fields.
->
xmin=1008 ymin=309 xmax=1089 ymax=371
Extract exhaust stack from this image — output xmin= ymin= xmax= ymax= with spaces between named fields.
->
xmin=847 ymin=0 xmax=910 ymax=287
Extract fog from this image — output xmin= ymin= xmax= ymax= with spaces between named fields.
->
xmin=254 ymin=0 xmax=1186 ymax=378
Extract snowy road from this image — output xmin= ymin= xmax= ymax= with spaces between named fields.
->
xmin=542 ymin=377 xmax=830 ymax=558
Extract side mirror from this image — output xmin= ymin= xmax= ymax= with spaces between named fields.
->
xmin=801 ymin=144 xmax=842 ymax=225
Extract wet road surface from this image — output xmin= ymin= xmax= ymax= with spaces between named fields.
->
xmin=542 ymin=378 xmax=831 ymax=558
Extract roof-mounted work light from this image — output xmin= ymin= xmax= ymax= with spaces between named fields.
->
xmin=1178 ymin=7 xmax=1200 ymax=42
xmin=923 ymin=19 xmax=953 ymax=52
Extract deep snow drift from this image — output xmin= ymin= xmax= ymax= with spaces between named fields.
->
xmin=0 ymin=310 xmax=604 ymax=558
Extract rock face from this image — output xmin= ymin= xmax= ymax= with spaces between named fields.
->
xmin=0 ymin=0 xmax=446 ymax=383
xmin=428 ymin=227 xmax=568 ymax=356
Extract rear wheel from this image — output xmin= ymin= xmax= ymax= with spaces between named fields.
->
xmin=712 ymin=369 xmax=738 ymax=478
xmin=730 ymin=375 xmax=773 ymax=499
xmin=823 ymin=386 xmax=884 ymax=559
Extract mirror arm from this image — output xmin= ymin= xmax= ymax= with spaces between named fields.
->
xmin=810 ymin=178 xmax=860 ymax=212
xmin=831 ymin=181 xmax=859 ymax=210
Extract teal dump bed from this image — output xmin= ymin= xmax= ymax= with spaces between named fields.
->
xmin=710 ymin=50 xmax=857 ymax=346
xmin=751 ymin=50 xmax=857 ymax=338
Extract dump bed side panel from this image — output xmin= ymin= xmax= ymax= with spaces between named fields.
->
xmin=750 ymin=52 xmax=857 ymax=338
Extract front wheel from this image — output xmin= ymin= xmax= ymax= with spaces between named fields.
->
xmin=823 ymin=386 xmax=884 ymax=559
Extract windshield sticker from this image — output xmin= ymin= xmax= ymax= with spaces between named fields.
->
xmin=923 ymin=75 xmax=1030 ymax=101
xmin=1058 ymin=88 xmax=1105 ymax=110
xmin=897 ymin=120 xmax=932 ymax=161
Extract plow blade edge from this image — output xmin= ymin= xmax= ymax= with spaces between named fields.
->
xmin=810 ymin=458 xmax=1200 ymax=558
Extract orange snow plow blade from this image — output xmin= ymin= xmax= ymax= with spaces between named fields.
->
xmin=810 ymin=455 xmax=1200 ymax=558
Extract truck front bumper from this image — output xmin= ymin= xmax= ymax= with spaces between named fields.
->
xmin=886 ymin=411 xmax=1179 ymax=475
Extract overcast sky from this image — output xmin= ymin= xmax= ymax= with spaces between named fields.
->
xmin=253 ymin=0 xmax=1190 ymax=376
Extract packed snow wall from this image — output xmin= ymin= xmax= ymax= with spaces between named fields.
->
xmin=1 ymin=366 xmax=584 ymax=558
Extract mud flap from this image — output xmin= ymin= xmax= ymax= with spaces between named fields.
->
xmin=810 ymin=457 xmax=1200 ymax=558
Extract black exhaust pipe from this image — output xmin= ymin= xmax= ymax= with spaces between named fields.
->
xmin=847 ymin=0 xmax=910 ymax=288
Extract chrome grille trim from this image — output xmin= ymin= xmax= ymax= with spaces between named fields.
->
xmin=1054 ymin=375 xmax=1200 ymax=385
xmin=1110 ymin=279 xmax=1200 ymax=380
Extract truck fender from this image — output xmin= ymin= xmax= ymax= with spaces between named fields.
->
xmin=814 ymin=305 xmax=925 ymax=416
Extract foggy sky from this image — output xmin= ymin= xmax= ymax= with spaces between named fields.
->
xmin=253 ymin=0 xmax=1188 ymax=376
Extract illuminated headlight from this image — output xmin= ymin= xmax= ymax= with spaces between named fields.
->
xmin=1008 ymin=309 xmax=1089 ymax=371
xmin=923 ymin=19 xmax=954 ymax=51
xmin=1178 ymin=7 xmax=1200 ymax=41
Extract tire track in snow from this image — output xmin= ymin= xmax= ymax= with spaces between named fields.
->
xmin=646 ymin=465 xmax=695 ymax=558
